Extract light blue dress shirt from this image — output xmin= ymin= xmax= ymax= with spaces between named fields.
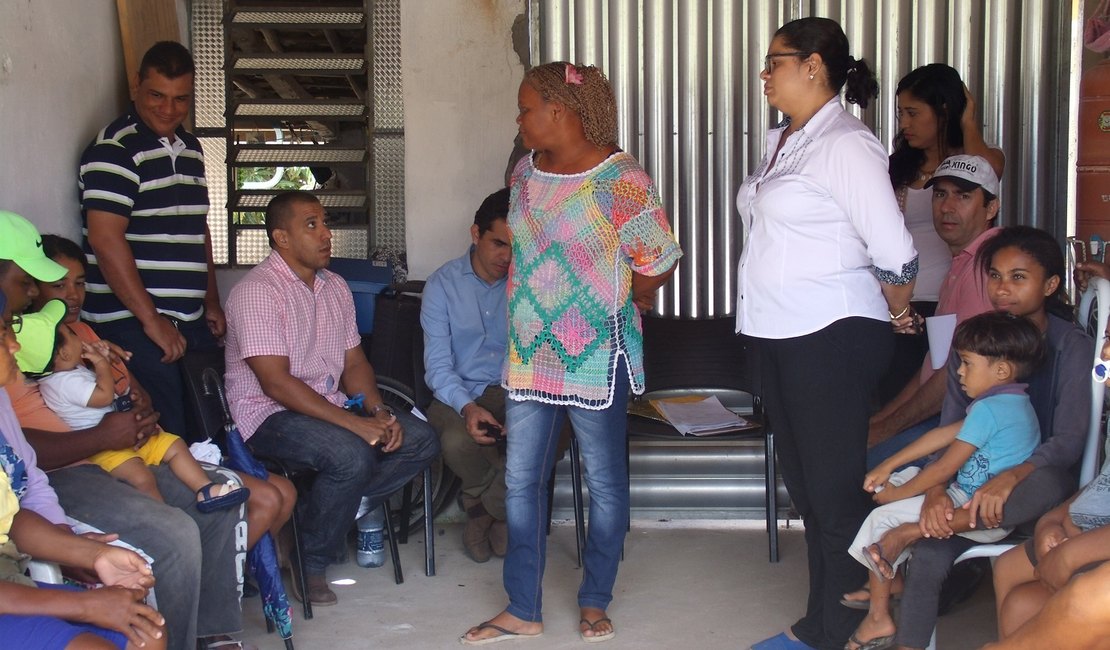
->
xmin=420 ymin=248 xmax=508 ymax=414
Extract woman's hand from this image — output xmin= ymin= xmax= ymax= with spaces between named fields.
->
xmin=964 ymin=468 xmax=1023 ymax=529
xmin=960 ymin=84 xmax=979 ymax=134
xmin=1034 ymin=542 xmax=1076 ymax=591
xmin=919 ymin=485 xmax=956 ymax=538
xmin=103 ymin=340 xmax=133 ymax=364
xmin=1033 ymin=522 xmax=1069 ymax=561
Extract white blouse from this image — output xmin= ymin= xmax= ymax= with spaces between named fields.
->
xmin=735 ymin=98 xmax=917 ymax=339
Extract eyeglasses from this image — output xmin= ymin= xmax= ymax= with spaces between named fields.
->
xmin=7 ymin=314 xmax=22 ymax=334
xmin=763 ymin=51 xmax=807 ymax=73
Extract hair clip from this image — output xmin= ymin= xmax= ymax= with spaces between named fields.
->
xmin=564 ymin=63 xmax=584 ymax=85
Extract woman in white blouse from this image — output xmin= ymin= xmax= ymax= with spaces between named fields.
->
xmin=740 ymin=18 xmax=919 ymax=650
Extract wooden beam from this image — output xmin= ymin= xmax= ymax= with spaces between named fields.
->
xmin=115 ymin=0 xmax=181 ymax=84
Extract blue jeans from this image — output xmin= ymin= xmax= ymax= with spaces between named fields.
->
xmin=502 ymin=360 xmax=631 ymax=622
xmin=91 ymin=316 xmax=218 ymax=437
xmin=247 ymin=409 xmax=440 ymax=574
xmin=865 ymin=415 xmax=940 ymax=471
xmin=48 ymin=463 xmax=245 ymax=650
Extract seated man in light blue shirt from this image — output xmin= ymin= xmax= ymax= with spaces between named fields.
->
xmin=421 ymin=188 xmax=513 ymax=563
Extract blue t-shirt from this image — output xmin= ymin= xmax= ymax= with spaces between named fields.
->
xmin=954 ymin=384 xmax=1040 ymax=495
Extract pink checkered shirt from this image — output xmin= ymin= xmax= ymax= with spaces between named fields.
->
xmin=224 ymin=251 xmax=362 ymax=441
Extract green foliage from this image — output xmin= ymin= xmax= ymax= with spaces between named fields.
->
xmin=234 ymin=167 xmax=317 ymax=224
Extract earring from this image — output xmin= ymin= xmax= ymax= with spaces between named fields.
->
xmin=809 ymin=73 xmax=815 ymax=80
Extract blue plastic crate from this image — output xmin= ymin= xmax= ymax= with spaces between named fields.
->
xmin=329 ymin=258 xmax=392 ymax=334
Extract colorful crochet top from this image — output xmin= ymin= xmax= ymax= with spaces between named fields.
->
xmin=505 ymin=151 xmax=682 ymax=409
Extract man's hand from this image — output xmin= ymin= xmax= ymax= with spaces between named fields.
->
xmin=1075 ymin=260 xmax=1110 ymax=294
xmin=142 ymin=314 xmax=186 ymax=363
xmin=98 ymin=410 xmax=159 ymax=451
xmin=919 ymin=486 xmax=956 ymax=538
xmin=347 ymin=410 xmax=404 ymax=453
xmin=376 ymin=409 xmax=404 ymax=453
xmin=462 ymin=402 xmax=503 ymax=445
xmin=93 ymin=545 xmax=155 ymax=593
xmin=128 ymin=384 xmax=155 ymax=419
xmin=79 ymin=586 xmax=164 ymax=646
xmin=963 ymin=470 xmax=1021 ymax=529
xmin=205 ymin=300 xmax=227 ymax=339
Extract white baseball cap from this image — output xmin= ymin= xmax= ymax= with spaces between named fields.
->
xmin=924 ymin=154 xmax=1000 ymax=196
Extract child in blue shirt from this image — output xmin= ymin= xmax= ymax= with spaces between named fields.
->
xmin=845 ymin=311 xmax=1045 ymax=650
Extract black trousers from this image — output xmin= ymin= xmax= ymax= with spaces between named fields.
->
xmin=752 ymin=317 xmax=893 ymax=650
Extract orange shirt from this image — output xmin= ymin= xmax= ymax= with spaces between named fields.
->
xmin=70 ymin=321 xmax=130 ymax=397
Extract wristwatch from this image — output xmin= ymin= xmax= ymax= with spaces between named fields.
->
xmin=367 ymin=404 xmax=395 ymax=418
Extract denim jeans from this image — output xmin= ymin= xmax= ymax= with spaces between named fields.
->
xmin=48 ymin=463 xmax=245 ymax=650
xmin=248 ymin=408 xmax=440 ymax=574
xmin=91 ymin=316 xmax=219 ymax=437
xmin=502 ymin=359 xmax=631 ymax=622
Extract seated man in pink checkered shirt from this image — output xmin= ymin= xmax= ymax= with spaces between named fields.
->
xmin=223 ymin=191 xmax=440 ymax=606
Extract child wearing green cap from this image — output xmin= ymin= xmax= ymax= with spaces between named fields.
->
xmin=15 ymin=300 xmax=249 ymax=512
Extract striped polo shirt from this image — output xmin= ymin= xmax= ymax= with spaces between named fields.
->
xmin=78 ymin=108 xmax=210 ymax=323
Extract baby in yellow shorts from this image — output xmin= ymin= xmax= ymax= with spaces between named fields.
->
xmin=15 ymin=300 xmax=248 ymax=512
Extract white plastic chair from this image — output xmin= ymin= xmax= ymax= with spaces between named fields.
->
xmin=27 ymin=560 xmax=62 ymax=583
xmin=926 ymin=277 xmax=1110 ymax=649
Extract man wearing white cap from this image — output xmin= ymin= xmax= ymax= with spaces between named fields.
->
xmin=867 ymin=154 xmax=1001 ymax=468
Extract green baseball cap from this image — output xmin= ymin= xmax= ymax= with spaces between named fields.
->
xmin=0 ymin=211 xmax=66 ymax=282
xmin=13 ymin=299 xmax=67 ymax=375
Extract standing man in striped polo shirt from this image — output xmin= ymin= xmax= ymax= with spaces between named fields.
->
xmin=79 ymin=41 xmax=222 ymax=437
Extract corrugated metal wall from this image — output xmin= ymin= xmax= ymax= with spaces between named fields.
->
xmin=530 ymin=0 xmax=1082 ymax=318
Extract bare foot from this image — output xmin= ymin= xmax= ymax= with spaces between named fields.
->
xmin=461 ymin=610 xmax=542 ymax=645
xmin=869 ymin=523 xmax=923 ymax=580
xmin=579 ymin=606 xmax=615 ymax=641
xmin=842 ymin=572 xmax=904 ymax=604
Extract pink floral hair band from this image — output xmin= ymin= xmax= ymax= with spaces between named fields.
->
xmin=564 ymin=63 xmax=583 ymax=85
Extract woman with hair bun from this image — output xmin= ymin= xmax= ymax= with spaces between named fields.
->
xmin=460 ymin=61 xmax=681 ymax=645
xmin=738 ymin=17 xmax=918 ymax=650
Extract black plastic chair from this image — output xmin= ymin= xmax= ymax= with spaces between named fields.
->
xmin=180 ymin=350 xmax=437 ymax=616
xmin=626 ymin=314 xmax=782 ymax=562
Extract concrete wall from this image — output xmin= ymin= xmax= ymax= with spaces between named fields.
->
xmin=0 ymin=0 xmax=525 ymax=294
xmin=0 ymin=2 xmax=129 ymax=239
xmin=401 ymin=0 xmax=526 ymax=280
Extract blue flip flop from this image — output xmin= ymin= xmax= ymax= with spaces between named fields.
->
xmin=196 ymin=481 xmax=250 ymax=513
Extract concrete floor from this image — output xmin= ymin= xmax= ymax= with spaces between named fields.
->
xmin=237 ymin=520 xmax=997 ymax=650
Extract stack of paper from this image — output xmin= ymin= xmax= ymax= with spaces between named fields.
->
xmin=650 ymin=395 xmax=755 ymax=436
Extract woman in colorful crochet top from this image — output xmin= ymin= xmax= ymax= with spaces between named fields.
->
xmin=741 ymin=18 xmax=919 ymax=650
xmin=461 ymin=61 xmax=681 ymax=645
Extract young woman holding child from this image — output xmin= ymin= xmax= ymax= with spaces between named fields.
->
xmin=846 ymin=311 xmax=1045 ymax=650
xmin=885 ymin=226 xmax=1092 ymax=649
